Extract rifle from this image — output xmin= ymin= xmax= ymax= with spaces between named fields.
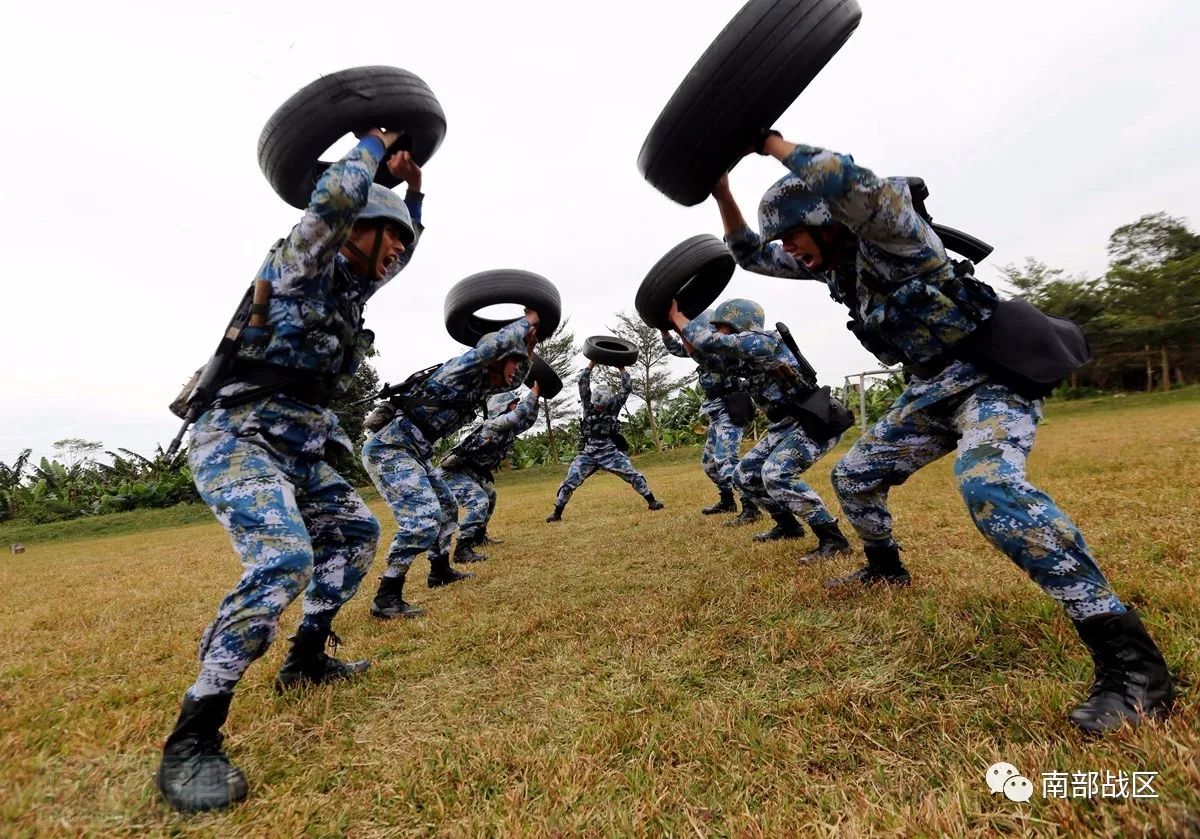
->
xmin=774 ymin=322 xmax=818 ymax=390
xmin=166 ymin=276 xmax=273 ymax=456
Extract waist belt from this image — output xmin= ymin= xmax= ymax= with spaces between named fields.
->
xmin=218 ymin=362 xmax=336 ymax=409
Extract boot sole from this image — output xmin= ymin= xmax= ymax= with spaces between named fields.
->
xmin=156 ymin=760 xmax=248 ymax=812
xmin=370 ymin=604 xmax=424 ymax=619
xmin=428 ymin=576 xmax=474 ymax=589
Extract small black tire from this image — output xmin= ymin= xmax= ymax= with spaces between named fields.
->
xmin=636 ymin=235 xmax=735 ymax=329
xmin=583 ymin=336 xmax=640 ymax=367
xmin=525 ymin=353 xmax=564 ymax=400
xmin=258 ymin=66 xmax=447 ymax=209
xmin=638 ymin=0 xmax=862 ymax=206
xmin=444 ymin=269 xmax=562 ymax=347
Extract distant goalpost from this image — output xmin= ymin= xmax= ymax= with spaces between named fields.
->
xmin=842 ymin=367 xmax=903 ymax=432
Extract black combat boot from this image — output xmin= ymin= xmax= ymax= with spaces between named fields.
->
xmin=823 ymin=542 xmax=911 ymax=588
xmin=546 ymin=504 xmax=565 ymax=523
xmin=799 ymin=519 xmax=852 ymax=563
xmin=646 ymin=493 xmax=665 ymax=511
xmin=274 ymin=627 xmax=370 ymax=692
xmin=1068 ymin=610 xmax=1175 ymax=734
xmin=428 ymin=555 xmax=475 ymax=588
xmin=701 ymin=489 xmax=737 ymax=515
xmin=370 ymin=573 xmax=425 ymax=619
xmin=453 ymin=533 xmax=489 ymax=564
xmin=752 ymin=510 xmax=806 ymax=542
xmin=156 ymin=692 xmax=248 ymax=812
xmin=724 ymin=496 xmax=763 ymax=527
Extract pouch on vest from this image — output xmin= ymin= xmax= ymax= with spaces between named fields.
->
xmin=794 ymin=386 xmax=855 ymax=442
xmin=722 ymin=391 xmax=755 ymax=427
xmin=960 ymin=298 xmax=1092 ymax=398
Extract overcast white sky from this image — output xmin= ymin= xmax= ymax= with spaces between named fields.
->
xmin=2 ymin=0 xmax=1198 ymax=464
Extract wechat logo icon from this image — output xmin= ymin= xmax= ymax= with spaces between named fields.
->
xmin=986 ymin=762 xmax=1034 ymax=803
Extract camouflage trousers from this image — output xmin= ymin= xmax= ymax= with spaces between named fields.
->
xmin=735 ymin=418 xmax=839 ymax=525
xmin=555 ymin=440 xmax=652 ymax=508
xmin=185 ymin=410 xmax=379 ymax=699
xmin=436 ymin=466 xmax=496 ymax=544
xmin=362 ymin=436 xmax=457 ymax=579
xmin=701 ymin=400 xmax=745 ymax=493
xmin=831 ymin=379 xmax=1125 ymax=620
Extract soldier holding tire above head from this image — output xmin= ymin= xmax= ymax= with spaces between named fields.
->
xmin=665 ymin=298 xmax=851 ymax=559
xmin=363 ymin=269 xmax=560 ymax=620
xmin=546 ymin=338 xmax=665 ymax=522
xmin=156 ymin=127 xmax=426 ymax=813
xmin=709 ymin=133 xmax=1175 ymax=734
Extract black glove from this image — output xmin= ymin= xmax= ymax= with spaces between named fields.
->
xmin=752 ymin=129 xmax=782 ymax=155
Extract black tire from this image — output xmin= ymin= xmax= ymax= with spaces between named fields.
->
xmin=258 ymin=66 xmax=447 ymax=209
xmin=635 ymin=235 xmax=735 ymax=329
xmin=525 ymin=353 xmax=564 ymax=399
xmin=583 ymin=336 xmax=640 ymax=367
xmin=444 ymin=269 xmax=562 ymax=347
xmin=638 ymin=0 xmax=862 ymax=206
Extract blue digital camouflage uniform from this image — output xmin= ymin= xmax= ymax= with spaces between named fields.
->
xmin=681 ymin=319 xmax=840 ymax=527
xmin=435 ymin=388 xmax=541 ymax=546
xmin=728 ymin=143 xmax=1123 ymax=619
xmin=362 ymin=320 xmax=533 ymax=578
xmin=553 ymin=369 xmax=653 ymax=507
xmin=185 ymin=136 xmax=422 ymax=699
xmin=661 ymin=330 xmax=749 ymax=497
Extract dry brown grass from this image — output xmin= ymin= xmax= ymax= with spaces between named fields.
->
xmin=1 ymin=392 xmax=1197 ymax=836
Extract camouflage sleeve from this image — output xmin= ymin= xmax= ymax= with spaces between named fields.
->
xmin=780 ymin=145 xmax=936 ymax=264
xmin=661 ymin=331 xmax=689 ymax=358
xmin=437 ymin=318 xmax=533 ymax=393
xmin=578 ymin=367 xmax=592 ymax=408
xmin=618 ymin=370 xmax=633 ymax=399
xmin=682 ymin=319 xmax=779 ymax=368
xmin=263 ymin=136 xmax=384 ymax=295
xmin=724 ymin=225 xmax=818 ymax=281
xmin=372 ymin=191 xmax=425 ymax=296
xmin=489 ymin=390 xmax=541 ymax=437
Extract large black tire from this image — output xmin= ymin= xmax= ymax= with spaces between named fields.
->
xmin=258 ymin=66 xmax=447 ymax=209
xmin=583 ymin=336 xmax=640 ymax=367
xmin=524 ymin=353 xmax=564 ymax=399
xmin=638 ymin=0 xmax=862 ymax=206
xmin=444 ymin=269 xmax=562 ymax=347
xmin=636 ymin=235 xmax=735 ymax=329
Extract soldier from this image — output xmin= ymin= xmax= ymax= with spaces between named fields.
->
xmin=434 ymin=384 xmax=542 ymax=564
xmin=666 ymin=299 xmax=851 ymax=559
xmin=363 ymin=314 xmax=538 ymax=619
xmin=546 ymin=362 xmax=665 ymax=521
xmin=709 ymin=131 xmax=1174 ymax=733
xmin=660 ymin=314 xmax=761 ymax=525
xmin=157 ymin=129 xmax=424 ymax=811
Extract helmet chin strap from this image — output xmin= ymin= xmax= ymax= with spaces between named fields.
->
xmin=343 ymin=225 xmax=386 ymax=279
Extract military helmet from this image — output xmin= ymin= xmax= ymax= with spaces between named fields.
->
xmin=486 ymin=390 xmax=522 ymax=419
xmin=479 ymin=331 xmax=532 ymax=362
xmin=693 ymin=308 xmax=716 ymax=327
xmin=711 ymin=298 xmax=765 ymax=333
xmin=758 ymin=173 xmax=834 ymax=241
xmin=357 ymin=184 xmax=416 ymax=247
xmin=590 ymin=380 xmax=613 ymax=404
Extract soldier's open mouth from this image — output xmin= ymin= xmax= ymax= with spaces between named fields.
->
xmin=801 ymin=253 xmax=820 ymax=270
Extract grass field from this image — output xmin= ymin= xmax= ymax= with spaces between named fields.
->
xmin=2 ymin=390 xmax=1197 ymax=836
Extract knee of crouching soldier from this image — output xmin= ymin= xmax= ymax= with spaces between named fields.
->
xmin=955 ymin=470 xmax=1004 ymax=524
xmin=830 ymin=459 xmax=856 ymax=501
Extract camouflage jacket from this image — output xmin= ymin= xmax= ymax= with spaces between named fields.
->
xmin=450 ymin=389 xmax=541 ymax=472
xmin=727 ymin=144 xmax=997 ymax=371
xmin=681 ymin=321 xmax=815 ymax=415
xmin=579 ymin=368 xmax=631 ymax=441
xmin=661 ymin=331 xmax=746 ymax=401
xmin=372 ymin=318 xmax=534 ymax=456
xmin=196 ymin=137 xmax=422 ymax=457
